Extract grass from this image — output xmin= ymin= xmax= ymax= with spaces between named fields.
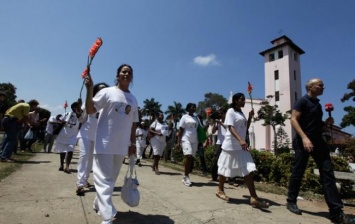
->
xmin=0 ymin=134 xmax=42 ymax=181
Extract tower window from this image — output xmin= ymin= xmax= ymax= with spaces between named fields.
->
xmin=269 ymin=53 xmax=275 ymax=61
xmin=275 ymin=91 xmax=280 ymax=101
xmin=274 ymin=70 xmax=279 ymax=80
xmin=295 ymin=92 xmax=298 ymax=101
xmin=294 ymin=70 xmax=296 ymax=80
xmin=278 ymin=50 xmax=283 ymax=59
xmin=294 ymin=52 xmax=297 ymax=61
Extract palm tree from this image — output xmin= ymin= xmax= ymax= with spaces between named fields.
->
xmin=165 ymin=101 xmax=186 ymax=128
xmin=142 ymin=98 xmax=162 ymax=124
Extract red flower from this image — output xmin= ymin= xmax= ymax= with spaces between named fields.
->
xmin=88 ymin=37 xmax=103 ymax=58
xmin=64 ymin=101 xmax=68 ymax=109
xmin=247 ymin=82 xmax=253 ymax=94
xmin=81 ymin=67 xmax=89 ymax=78
xmin=325 ymin=103 xmax=334 ymax=112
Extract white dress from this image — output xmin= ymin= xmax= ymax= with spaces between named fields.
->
xmin=217 ymin=108 xmax=256 ymax=178
xmin=53 ymin=111 xmax=80 ymax=153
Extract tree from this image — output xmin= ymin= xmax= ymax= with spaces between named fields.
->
xmin=255 ymin=102 xmax=290 ymax=155
xmin=165 ymin=101 xmax=185 ymax=128
xmin=340 ymin=79 xmax=355 ymax=128
xmin=196 ymin=92 xmax=228 ymax=119
xmin=142 ymin=98 xmax=162 ymax=124
xmin=0 ymin=82 xmax=17 ymax=108
xmin=274 ymin=127 xmax=291 ymax=154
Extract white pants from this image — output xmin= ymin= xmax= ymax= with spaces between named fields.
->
xmin=93 ymin=154 xmax=125 ymax=222
xmin=76 ymin=138 xmax=94 ymax=187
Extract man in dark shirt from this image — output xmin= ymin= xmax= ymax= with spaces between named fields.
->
xmin=286 ymin=78 xmax=354 ymax=224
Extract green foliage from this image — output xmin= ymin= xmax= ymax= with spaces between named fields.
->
xmin=343 ymin=137 xmax=355 ymax=161
xmin=255 ymin=102 xmax=290 ymax=154
xmin=340 ymin=79 xmax=355 ymax=128
xmin=165 ymin=101 xmax=185 ymax=128
xmin=142 ymin=98 xmax=162 ymax=123
xmin=0 ymin=82 xmax=17 ymax=109
xmin=196 ymin=92 xmax=228 ymax=119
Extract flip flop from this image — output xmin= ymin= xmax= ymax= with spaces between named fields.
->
xmin=216 ymin=191 xmax=229 ymax=201
xmin=250 ymin=198 xmax=269 ymax=209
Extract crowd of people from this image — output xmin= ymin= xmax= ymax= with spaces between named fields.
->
xmin=0 ymin=75 xmax=354 ymax=224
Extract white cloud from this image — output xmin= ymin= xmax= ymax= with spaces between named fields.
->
xmin=193 ymin=54 xmax=220 ymax=66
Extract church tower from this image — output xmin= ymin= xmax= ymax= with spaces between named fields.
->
xmin=259 ymin=35 xmax=305 ymax=146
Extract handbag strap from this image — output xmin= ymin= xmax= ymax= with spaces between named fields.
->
xmin=126 ymin=155 xmax=137 ymax=178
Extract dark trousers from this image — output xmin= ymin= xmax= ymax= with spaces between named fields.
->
xmin=211 ymin=144 xmax=222 ymax=180
xmin=1 ymin=117 xmax=18 ymax=159
xmin=197 ymin=143 xmax=207 ymax=172
xmin=287 ymin=137 xmax=343 ymax=214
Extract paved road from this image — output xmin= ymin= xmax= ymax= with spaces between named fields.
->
xmin=0 ymin=149 xmax=354 ymax=224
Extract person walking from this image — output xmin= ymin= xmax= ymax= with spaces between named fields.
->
xmin=210 ymin=107 xmax=227 ymax=182
xmin=286 ymin=78 xmax=354 ymax=224
xmin=84 ymin=64 xmax=138 ymax=224
xmin=149 ymin=111 xmax=169 ymax=175
xmin=76 ymin=82 xmax=109 ymax=196
xmin=1 ymin=99 xmax=39 ymax=162
xmin=215 ymin=93 xmax=269 ymax=209
xmin=135 ymin=121 xmax=147 ymax=167
xmin=178 ymin=103 xmax=198 ymax=187
xmin=42 ymin=114 xmax=62 ymax=153
xmin=53 ymin=101 xmax=82 ymax=173
xmin=164 ymin=122 xmax=176 ymax=163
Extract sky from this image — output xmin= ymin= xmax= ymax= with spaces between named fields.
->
xmin=1 ymin=0 xmax=354 ymax=135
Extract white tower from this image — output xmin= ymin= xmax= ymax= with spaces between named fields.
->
xmin=259 ymin=35 xmax=305 ymax=148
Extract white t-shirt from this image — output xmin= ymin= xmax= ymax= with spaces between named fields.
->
xmin=150 ymin=120 xmax=169 ymax=142
xmin=55 ymin=111 xmax=80 ymax=145
xmin=216 ymin=121 xmax=227 ymax=145
xmin=77 ymin=106 xmax=98 ymax=141
xmin=179 ymin=114 xmax=198 ymax=143
xmin=135 ymin=127 xmax=147 ymax=148
xmin=221 ymin=108 xmax=247 ymax=151
xmin=93 ymin=86 xmax=139 ymax=155
xmin=45 ymin=116 xmax=56 ymax=134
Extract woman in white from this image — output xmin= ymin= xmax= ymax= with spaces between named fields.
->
xmin=216 ymin=93 xmax=269 ymax=209
xmin=135 ymin=121 xmax=147 ymax=167
xmin=178 ymin=103 xmax=198 ymax=187
xmin=53 ymin=101 xmax=82 ymax=173
xmin=149 ymin=111 xmax=169 ymax=175
xmin=76 ymin=82 xmax=109 ymax=196
xmin=84 ymin=64 xmax=138 ymax=224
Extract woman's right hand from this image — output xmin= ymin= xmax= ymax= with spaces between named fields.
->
xmin=84 ymin=73 xmax=93 ymax=88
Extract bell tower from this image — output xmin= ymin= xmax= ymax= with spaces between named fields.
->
xmin=259 ymin=35 xmax=305 ymax=146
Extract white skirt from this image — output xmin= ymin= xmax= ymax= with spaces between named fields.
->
xmin=217 ymin=149 xmax=256 ymax=178
xmin=53 ymin=142 xmax=75 ymax=153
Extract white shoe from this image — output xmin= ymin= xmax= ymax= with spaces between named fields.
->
xmin=182 ymin=176 xmax=192 ymax=186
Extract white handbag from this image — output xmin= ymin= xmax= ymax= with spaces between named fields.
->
xmin=121 ymin=155 xmax=140 ymax=207
xmin=24 ymin=129 xmax=34 ymax=140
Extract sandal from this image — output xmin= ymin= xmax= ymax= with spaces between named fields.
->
xmin=76 ymin=186 xmax=85 ymax=196
xmin=250 ymin=197 xmax=269 ymax=209
xmin=216 ymin=191 xmax=229 ymax=201
xmin=85 ymin=182 xmax=92 ymax=188
xmin=64 ymin=168 xmax=71 ymax=174
xmin=155 ymin=170 xmax=160 ymax=175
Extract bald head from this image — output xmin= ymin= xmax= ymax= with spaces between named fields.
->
xmin=305 ymin=78 xmax=325 ymax=97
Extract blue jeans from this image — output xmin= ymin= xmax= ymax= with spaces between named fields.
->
xmin=287 ymin=136 xmax=343 ymax=214
xmin=1 ymin=117 xmax=18 ymax=160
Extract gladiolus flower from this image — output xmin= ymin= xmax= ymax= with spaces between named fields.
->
xmin=88 ymin=37 xmax=103 ymax=58
xmin=64 ymin=101 xmax=68 ymax=109
xmin=325 ymin=103 xmax=334 ymax=112
xmin=247 ymin=82 xmax=253 ymax=94
xmin=81 ymin=67 xmax=89 ymax=78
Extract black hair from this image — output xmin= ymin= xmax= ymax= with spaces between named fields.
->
xmin=230 ymin=93 xmax=245 ymax=108
xmin=28 ymin=99 xmax=39 ymax=106
xmin=71 ymin=102 xmax=80 ymax=110
xmin=115 ymin=64 xmax=133 ymax=85
xmin=93 ymin=82 xmax=109 ymax=96
xmin=185 ymin=103 xmax=196 ymax=111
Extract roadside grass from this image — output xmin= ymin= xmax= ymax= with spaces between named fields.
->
xmin=0 ymin=138 xmax=42 ymax=182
